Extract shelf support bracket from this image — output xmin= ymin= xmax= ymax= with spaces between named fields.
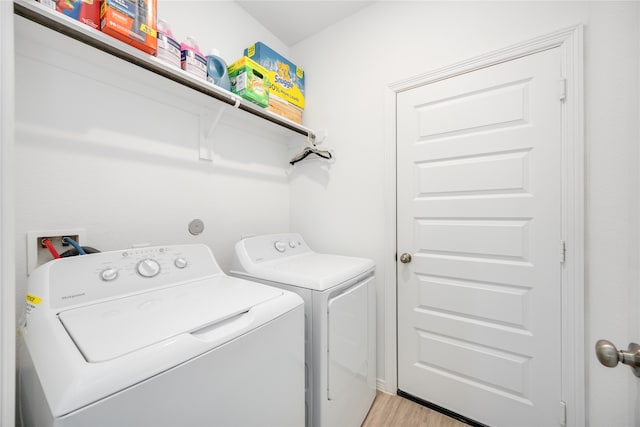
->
xmin=199 ymin=108 xmax=226 ymax=161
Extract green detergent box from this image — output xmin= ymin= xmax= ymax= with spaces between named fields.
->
xmin=228 ymin=56 xmax=269 ymax=107
xmin=244 ymin=42 xmax=305 ymax=109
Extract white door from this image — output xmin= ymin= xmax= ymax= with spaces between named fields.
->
xmin=397 ymin=47 xmax=563 ymax=427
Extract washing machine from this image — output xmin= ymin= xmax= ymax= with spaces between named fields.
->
xmin=230 ymin=233 xmax=376 ymax=427
xmin=18 ymin=244 xmax=305 ymax=427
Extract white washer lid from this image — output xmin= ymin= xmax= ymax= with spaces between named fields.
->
xmin=241 ymin=253 xmax=374 ymax=291
xmin=58 ymin=276 xmax=282 ymax=362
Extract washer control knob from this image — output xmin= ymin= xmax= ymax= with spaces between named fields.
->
xmin=274 ymin=241 xmax=286 ymax=252
xmin=100 ymin=268 xmax=118 ymax=282
xmin=288 ymin=241 xmax=296 ymax=248
xmin=137 ymin=259 xmax=161 ymax=278
xmin=174 ymin=258 xmax=188 ymax=269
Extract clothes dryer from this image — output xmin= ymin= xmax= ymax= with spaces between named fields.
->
xmin=18 ymin=244 xmax=304 ymax=427
xmin=231 ymin=233 xmax=376 ymax=427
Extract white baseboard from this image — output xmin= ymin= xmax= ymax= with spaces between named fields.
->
xmin=376 ymin=378 xmax=395 ymax=394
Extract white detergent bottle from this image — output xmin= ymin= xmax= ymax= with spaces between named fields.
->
xmin=206 ymin=48 xmax=231 ymax=91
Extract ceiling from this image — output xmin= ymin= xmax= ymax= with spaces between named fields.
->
xmin=236 ymin=1 xmax=376 ymax=46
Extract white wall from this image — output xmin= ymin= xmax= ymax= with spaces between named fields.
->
xmin=1 ymin=2 xmax=15 ymax=425
xmin=13 ymin=1 xmax=300 ymax=314
xmin=156 ymin=0 xmax=289 ymax=67
xmin=636 ymin=6 xmax=640 ymax=423
xmin=290 ymin=1 xmax=639 ymax=426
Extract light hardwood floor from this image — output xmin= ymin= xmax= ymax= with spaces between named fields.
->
xmin=361 ymin=391 xmax=469 ymax=427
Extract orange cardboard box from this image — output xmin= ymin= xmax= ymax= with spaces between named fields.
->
xmin=267 ymin=95 xmax=303 ymax=124
xmin=100 ymin=0 xmax=157 ymax=55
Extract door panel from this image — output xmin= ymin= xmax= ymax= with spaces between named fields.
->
xmin=416 ymin=150 xmax=532 ymax=196
xmin=397 ymin=47 xmax=562 ymax=427
xmin=416 ymin=78 xmax=529 ymax=139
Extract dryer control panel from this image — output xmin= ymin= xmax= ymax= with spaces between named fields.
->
xmin=238 ymin=233 xmax=311 ymax=263
xmin=30 ymin=245 xmax=223 ymax=310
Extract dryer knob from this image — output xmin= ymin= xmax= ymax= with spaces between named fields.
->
xmin=288 ymin=241 xmax=296 ymax=248
xmin=137 ymin=259 xmax=161 ymax=278
xmin=174 ymin=258 xmax=188 ymax=269
xmin=274 ymin=241 xmax=286 ymax=252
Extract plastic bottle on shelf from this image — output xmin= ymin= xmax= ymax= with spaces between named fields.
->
xmin=155 ymin=19 xmax=181 ymax=69
xmin=180 ymin=36 xmax=207 ymax=81
xmin=205 ymin=49 xmax=231 ymax=91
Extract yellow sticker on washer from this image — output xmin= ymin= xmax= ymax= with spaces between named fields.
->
xmin=26 ymin=294 xmax=42 ymax=305
xmin=25 ymin=293 xmax=43 ymax=318
xmin=27 ymin=294 xmax=42 ymax=305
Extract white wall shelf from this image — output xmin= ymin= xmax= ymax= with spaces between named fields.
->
xmin=13 ymin=0 xmax=316 ymax=142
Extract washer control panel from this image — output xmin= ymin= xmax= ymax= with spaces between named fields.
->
xmin=47 ymin=244 xmax=221 ymax=309
xmin=238 ymin=233 xmax=311 ymax=263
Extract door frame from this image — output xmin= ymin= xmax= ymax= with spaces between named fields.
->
xmin=383 ymin=25 xmax=584 ymax=426
xmin=0 ymin=1 xmax=15 ymax=426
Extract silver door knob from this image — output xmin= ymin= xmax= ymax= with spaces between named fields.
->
xmin=399 ymin=253 xmax=412 ymax=264
xmin=595 ymin=339 xmax=640 ymax=377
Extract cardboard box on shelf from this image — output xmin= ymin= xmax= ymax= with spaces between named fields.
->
xmin=39 ymin=0 xmax=100 ymax=29
xmin=245 ymin=42 xmax=305 ymax=110
xmin=228 ymin=56 xmax=270 ymax=108
xmin=267 ymin=95 xmax=303 ymax=124
xmin=100 ymin=0 xmax=157 ymax=55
